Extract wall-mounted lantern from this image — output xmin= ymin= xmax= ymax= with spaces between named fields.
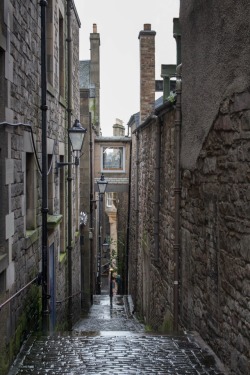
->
xmin=56 ymin=119 xmax=87 ymax=171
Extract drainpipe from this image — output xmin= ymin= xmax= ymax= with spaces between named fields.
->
xmin=40 ymin=0 xmax=49 ymax=333
xmin=89 ymin=113 xmax=94 ymax=302
xmin=173 ymin=63 xmax=182 ymax=332
xmin=66 ymin=0 xmax=73 ymax=330
xmin=154 ymin=116 xmax=161 ymax=261
xmin=125 ymin=138 xmax=132 ymax=294
xmin=133 ymin=130 xmax=139 ymax=311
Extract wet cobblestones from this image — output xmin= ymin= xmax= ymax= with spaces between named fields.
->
xmin=8 ymin=295 xmax=227 ymax=375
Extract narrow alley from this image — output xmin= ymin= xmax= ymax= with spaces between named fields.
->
xmin=8 ymin=292 xmax=227 ymax=374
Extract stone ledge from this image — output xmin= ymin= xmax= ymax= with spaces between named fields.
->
xmin=23 ymin=229 xmax=39 ymax=249
xmin=59 ymin=252 xmax=66 ymax=264
xmin=47 ymin=214 xmax=63 ymax=230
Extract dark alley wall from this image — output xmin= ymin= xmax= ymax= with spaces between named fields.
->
xmin=128 ymin=2 xmax=250 ymax=374
xmin=180 ymin=0 xmax=250 ymax=170
xmin=180 ymin=91 xmax=250 ymax=375
xmin=129 ymin=106 xmax=176 ymax=329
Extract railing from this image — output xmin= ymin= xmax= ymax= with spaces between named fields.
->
xmin=56 ymin=290 xmax=81 ymax=305
xmin=0 ymin=276 xmax=38 ymax=311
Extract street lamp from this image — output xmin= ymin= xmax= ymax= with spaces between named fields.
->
xmin=96 ymin=174 xmax=108 ymax=294
xmin=97 ymin=173 xmax=108 ymax=194
xmin=102 ymin=238 xmax=109 ymax=258
xmin=56 ymin=119 xmax=87 ymax=171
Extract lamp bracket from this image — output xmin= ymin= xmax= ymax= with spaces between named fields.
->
xmin=55 ymin=156 xmax=79 ymax=173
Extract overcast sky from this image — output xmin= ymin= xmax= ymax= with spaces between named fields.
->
xmin=74 ymin=0 xmax=180 ymax=136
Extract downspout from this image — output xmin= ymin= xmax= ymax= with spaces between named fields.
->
xmin=173 ymin=63 xmax=182 ymax=332
xmin=134 ymin=130 xmax=139 ymax=311
xmin=66 ymin=0 xmax=73 ymax=330
xmin=125 ymin=138 xmax=132 ymax=294
xmin=89 ymin=112 xmax=94 ymax=302
xmin=40 ymin=0 xmax=49 ymax=333
xmin=154 ymin=116 xmax=161 ymax=261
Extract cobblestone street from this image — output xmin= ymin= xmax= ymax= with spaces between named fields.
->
xmin=8 ymin=294 xmax=227 ymax=375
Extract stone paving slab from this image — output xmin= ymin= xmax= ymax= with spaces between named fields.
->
xmin=8 ymin=295 xmax=227 ymax=375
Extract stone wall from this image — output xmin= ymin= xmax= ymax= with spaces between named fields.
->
xmin=180 ymin=90 xmax=250 ymax=375
xmin=180 ymin=0 xmax=250 ymax=171
xmin=129 ymin=106 xmax=176 ymax=328
xmin=116 ymin=191 xmax=129 ymax=293
xmin=129 ymin=93 xmax=250 ymax=374
xmin=0 ymin=0 xmax=81 ymax=372
xmin=129 ymin=3 xmax=250 ymax=372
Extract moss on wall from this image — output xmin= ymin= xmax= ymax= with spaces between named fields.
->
xmin=0 ymin=284 xmax=41 ymax=375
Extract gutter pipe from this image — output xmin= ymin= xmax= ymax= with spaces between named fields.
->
xmin=89 ymin=113 xmax=94 ymax=301
xmin=134 ymin=130 xmax=139 ymax=310
xmin=66 ymin=0 xmax=73 ymax=330
xmin=173 ymin=63 xmax=182 ymax=332
xmin=154 ymin=116 xmax=161 ymax=261
xmin=125 ymin=137 xmax=132 ymax=294
xmin=40 ymin=0 xmax=49 ymax=333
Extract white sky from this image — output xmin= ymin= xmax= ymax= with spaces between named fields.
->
xmin=74 ymin=0 xmax=180 ymax=136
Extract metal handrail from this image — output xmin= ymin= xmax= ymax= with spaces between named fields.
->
xmin=0 ymin=276 xmax=38 ymax=311
xmin=56 ymin=290 xmax=81 ymax=305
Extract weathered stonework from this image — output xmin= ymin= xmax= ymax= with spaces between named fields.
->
xmin=181 ymin=90 xmax=250 ymax=375
xmin=129 ymin=106 xmax=176 ymax=329
xmin=129 ymin=91 xmax=250 ymax=374
xmin=0 ymin=1 xmax=82 ymax=373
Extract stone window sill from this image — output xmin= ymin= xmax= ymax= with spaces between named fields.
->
xmin=47 ymin=214 xmax=63 ymax=230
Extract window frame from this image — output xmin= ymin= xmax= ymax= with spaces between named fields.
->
xmin=101 ymin=146 xmax=125 ymax=173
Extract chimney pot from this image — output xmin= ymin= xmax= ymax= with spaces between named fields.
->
xmin=144 ymin=24 xmax=151 ymax=31
xmin=93 ymin=23 xmax=97 ymax=33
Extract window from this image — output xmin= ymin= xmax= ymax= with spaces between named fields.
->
xmin=0 ymin=270 xmax=6 ymax=293
xmin=106 ymin=192 xmax=113 ymax=207
xmin=59 ymin=156 xmax=65 ymax=253
xmin=0 ymin=48 xmax=5 ymax=121
xmin=48 ymin=154 xmax=54 ymax=214
xmin=59 ymin=11 xmax=65 ymax=97
xmin=102 ymin=147 xmax=125 ymax=172
xmin=46 ymin=0 xmax=54 ymax=86
xmin=26 ymin=153 xmax=36 ymax=230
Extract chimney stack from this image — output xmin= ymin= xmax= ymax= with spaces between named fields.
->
xmin=138 ymin=24 xmax=156 ymax=123
xmin=113 ymin=118 xmax=125 ymax=136
xmin=90 ymin=24 xmax=100 ymax=134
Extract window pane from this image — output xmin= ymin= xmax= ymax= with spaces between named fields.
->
xmin=103 ymin=147 xmax=123 ymax=171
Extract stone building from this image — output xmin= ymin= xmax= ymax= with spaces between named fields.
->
xmin=0 ymin=1 xmax=82 ymax=373
xmin=79 ymin=23 xmax=101 ymax=305
xmin=128 ymin=6 xmax=250 ymax=374
xmin=79 ymin=25 xmax=131 ymax=298
xmin=94 ymin=120 xmax=131 ymax=295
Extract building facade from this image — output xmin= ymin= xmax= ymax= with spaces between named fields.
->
xmin=0 ymin=1 xmax=82 ymax=373
xmin=94 ymin=121 xmax=131 ymax=295
xmin=128 ymin=10 xmax=250 ymax=375
xmin=79 ymin=24 xmax=101 ymax=304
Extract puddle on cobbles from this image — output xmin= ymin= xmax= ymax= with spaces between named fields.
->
xmin=8 ymin=295 xmax=227 ymax=375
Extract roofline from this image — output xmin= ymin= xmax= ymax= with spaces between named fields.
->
xmin=95 ymin=136 xmax=131 ymax=142
xmin=72 ymin=1 xmax=81 ymax=28
xmin=132 ymin=99 xmax=175 ymax=134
